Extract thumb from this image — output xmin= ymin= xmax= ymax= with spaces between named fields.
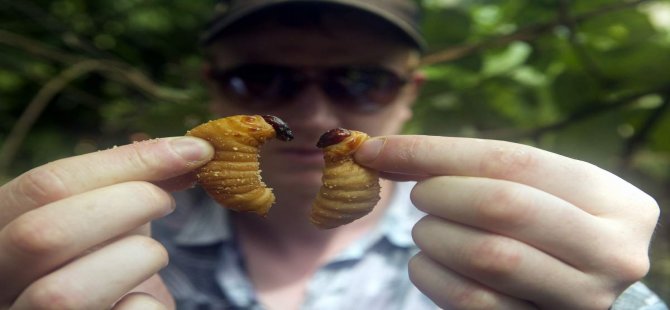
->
xmin=354 ymin=135 xmax=432 ymax=180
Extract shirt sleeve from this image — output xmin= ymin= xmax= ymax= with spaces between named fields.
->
xmin=610 ymin=282 xmax=668 ymax=310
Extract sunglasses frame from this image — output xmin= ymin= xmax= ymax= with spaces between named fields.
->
xmin=208 ymin=63 xmax=411 ymax=113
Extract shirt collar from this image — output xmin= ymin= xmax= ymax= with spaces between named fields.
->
xmin=327 ymin=181 xmax=422 ymax=263
xmin=174 ymin=196 xmax=232 ymax=246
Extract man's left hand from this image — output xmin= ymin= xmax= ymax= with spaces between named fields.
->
xmin=355 ymin=135 xmax=660 ymax=309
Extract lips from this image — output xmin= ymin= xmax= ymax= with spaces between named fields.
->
xmin=276 ymin=147 xmax=324 ymax=165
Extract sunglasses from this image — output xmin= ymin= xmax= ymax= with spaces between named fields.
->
xmin=209 ymin=64 xmax=409 ymax=113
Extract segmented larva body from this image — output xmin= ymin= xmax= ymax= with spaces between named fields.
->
xmin=186 ymin=115 xmax=293 ymax=216
xmin=310 ymin=128 xmax=381 ymax=229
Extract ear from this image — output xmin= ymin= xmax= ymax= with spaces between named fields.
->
xmin=410 ymin=70 xmax=426 ymax=97
xmin=202 ymin=61 xmax=225 ymax=99
xmin=202 ymin=62 xmax=215 ymax=84
xmin=394 ymin=70 xmax=425 ymax=124
xmin=401 ymin=70 xmax=426 ymax=107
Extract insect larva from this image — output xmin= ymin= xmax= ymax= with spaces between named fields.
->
xmin=186 ymin=115 xmax=293 ymax=216
xmin=310 ymin=128 xmax=381 ymax=229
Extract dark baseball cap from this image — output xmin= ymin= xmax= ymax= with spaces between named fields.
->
xmin=201 ymin=0 xmax=426 ymax=50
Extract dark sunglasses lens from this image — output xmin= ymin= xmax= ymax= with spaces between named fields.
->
xmin=214 ymin=65 xmax=405 ymax=111
xmin=325 ymin=68 xmax=405 ymax=111
xmin=216 ymin=65 xmax=297 ymax=104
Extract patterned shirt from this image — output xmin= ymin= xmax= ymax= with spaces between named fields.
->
xmin=153 ymin=182 xmax=668 ymax=310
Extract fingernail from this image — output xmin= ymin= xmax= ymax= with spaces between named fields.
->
xmin=170 ymin=137 xmax=213 ymax=162
xmin=355 ymin=137 xmax=386 ymax=164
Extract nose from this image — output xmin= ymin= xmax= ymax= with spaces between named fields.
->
xmin=282 ymin=82 xmax=340 ymax=132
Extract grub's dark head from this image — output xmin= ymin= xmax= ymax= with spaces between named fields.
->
xmin=316 ymin=128 xmax=351 ymax=148
xmin=262 ymin=115 xmax=294 ymax=141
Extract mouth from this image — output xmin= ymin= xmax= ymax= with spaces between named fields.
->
xmin=277 ymin=147 xmax=324 ymax=165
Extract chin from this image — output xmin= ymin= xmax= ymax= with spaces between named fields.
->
xmin=265 ymin=169 xmax=322 ymax=193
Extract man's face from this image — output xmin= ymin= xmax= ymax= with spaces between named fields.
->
xmin=204 ymin=20 xmax=422 ymax=201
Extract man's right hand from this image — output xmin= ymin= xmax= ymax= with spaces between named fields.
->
xmin=0 ymin=137 xmax=214 ymax=309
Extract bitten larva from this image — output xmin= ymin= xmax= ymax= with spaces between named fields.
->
xmin=186 ymin=115 xmax=293 ymax=216
xmin=310 ymin=128 xmax=381 ymax=229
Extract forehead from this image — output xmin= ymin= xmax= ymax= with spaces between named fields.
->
xmin=207 ymin=22 xmax=415 ymax=69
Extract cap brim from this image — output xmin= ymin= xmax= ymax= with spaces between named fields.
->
xmin=200 ymin=0 xmax=426 ymax=51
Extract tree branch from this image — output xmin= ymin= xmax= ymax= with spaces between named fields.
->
xmin=1 ymin=0 xmax=116 ymax=59
xmin=478 ymin=86 xmax=670 ymax=140
xmin=0 ymin=61 xmax=105 ymax=174
xmin=0 ymin=29 xmax=81 ymax=64
xmin=620 ymin=93 xmax=670 ymax=167
xmin=0 ymin=29 xmax=193 ymax=101
xmin=420 ymin=0 xmax=652 ymax=66
xmin=557 ymin=0 xmax=610 ymax=83
xmin=0 ymin=56 xmax=103 ymax=108
xmin=0 ymin=58 xmax=194 ymax=174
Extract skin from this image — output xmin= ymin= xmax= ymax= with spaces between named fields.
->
xmin=0 ymin=137 xmax=204 ymax=309
xmin=357 ymin=136 xmax=659 ymax=309
xmin=205 ymin=22 xmax=422 ymax=309
xmin=206 ymin=19 xmax=660 ymax=309
xmin=0 ymin=10 xmax=661 ymax=310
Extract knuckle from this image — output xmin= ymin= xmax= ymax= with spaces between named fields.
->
xmin=467 ymin=237 xmax=522 ymax=278
xmin=18 ymin=167 xmax=70 ymax=205
xmin=596 ymin=293 xmax=619 ymax=310
xmin=116 ymin=292 xmax=165 ymax=309
xmin=638 ymin=194 xmax=660 ymax=225
xmin=398 ymin=137 xmax=422 ymax=161
xmin=449 ymin=286 xmax=498 ymax=310
xmin=583 ymin=289 xmax=619 ymax=310
xmin=622 ymin=256 xmax=651 ymax=282
xmin=608 ymin=252 xmax=650 ymax=284
xmin=478 ymin=144 xmax=537 ymax=179
xmin=474 ymin=184 xmax=532 ymax=228
xmin=22 ymin=279 xmax=84 ymax=310
xmin=126 ymin=143 xmax=163 ymax=176
xmin=6 ymin=214 xmax=69 ymax=256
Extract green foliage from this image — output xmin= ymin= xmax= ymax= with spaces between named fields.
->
xmin=0 ymin=0 xmax=212 ymax=176
xmin=1 ymin=0 xmax=669 ymax=301
xmin=412 ymin=0 xmax=670 ymax=299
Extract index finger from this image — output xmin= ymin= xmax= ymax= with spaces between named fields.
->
xmin=354 ymin=135 xmax=655 ymax=215
xmin=0 ymin=137 xmax=213 ymax=225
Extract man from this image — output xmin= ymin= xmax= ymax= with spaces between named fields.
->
xmin=0 ymin=0 xmax=666 ymax=309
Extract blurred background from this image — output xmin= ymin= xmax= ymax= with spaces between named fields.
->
xmin=1 ymin=0 xmax=669 ymax=302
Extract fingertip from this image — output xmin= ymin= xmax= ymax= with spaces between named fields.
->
xmin=354 ymin=137 xmax=386 ymax=165
xmin=113 ymin=292 xmax=166 ymax=310
xmin=168 ymin=137 xmax=214 ymax=164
